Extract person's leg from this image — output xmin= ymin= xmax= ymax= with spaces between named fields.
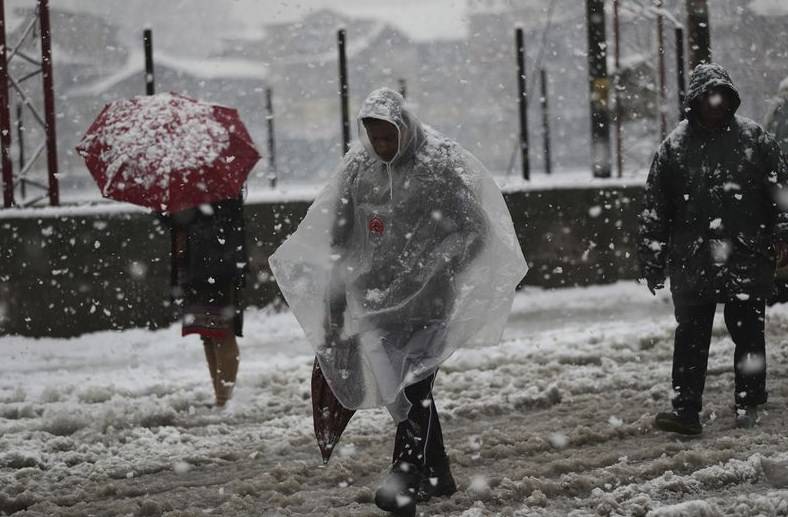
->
xmin=213 ymin=333 xmax=240 ymax=407
xmin=376 ymin=372 xmax=446 ymax=514
xmin=391 ymin=372 xmax=455 ymax=501
xmin=723 ymin=299 xmax=767 ymax=417
xmin=392 ymin=373 xmax=441 ymax=466
xmin=201 ymin=336 xmax=219 ymax=402
xmin=655 ymin=299 xmax=715 ymax=434
xmin=670 ymin=300 xmax=717 ymax=414
xmin=410 ymin=373 xmax=455 ymax=501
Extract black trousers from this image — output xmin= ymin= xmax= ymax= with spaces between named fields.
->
xmin=671 ymin=298 xmax=768 ymax=413
xmin=392 ymin=372 xmax=448 ymax=471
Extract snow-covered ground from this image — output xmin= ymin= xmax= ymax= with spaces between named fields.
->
xmin=2 ymin=282 xmax=788 ymax=516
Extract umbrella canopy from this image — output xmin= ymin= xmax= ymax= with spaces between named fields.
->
xmin=311 ymin=357 xmax=355 ymax=464
xmin=77 ymin=92 xmax=260 ymax=213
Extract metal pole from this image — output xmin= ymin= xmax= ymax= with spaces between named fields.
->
xmin=337 ymin=29 xmax=350 ymax=155
xmin=585 ymin=0 xmax=612 ymax=178
xmin=398 ymin=78 xmax=407 ymax=99
xmin=515 ymin=26 xmax=530 ymax=181
xmin=613 ymin=0 xmax=623 ymax=178
xmin=39 ymin=0 xmax=58 ymax=206
xmin=656 ymin=1 xmax=667 ymax=141
xmin=539 ymin=69 xmax=552 ymax=175
xmin=144 ymin=28 xmax=155 ymax=95
xmin=144 ymin=27 xmax=174 ymax=289
xmin=686 ymin=0 xmax=711 ymax=69
xmin=15 ymin=102 xmax=22 ymax=169
xmin=0 ymin=0 xmax=13 ymax=207
xmin=15 ymin=102 xmax=23 ymax=199
xmin=265 ymin=87 xmax=277 ymax=189
xmin=675 ymin=26 xmax=687 ymax=120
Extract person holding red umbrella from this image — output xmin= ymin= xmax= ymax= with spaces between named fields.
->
xmin=78 ymin=93 xmax=260 ymax=407
xmin=168 ymin=198 xmax=248 ymax=407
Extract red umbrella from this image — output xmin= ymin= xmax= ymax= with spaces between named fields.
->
xmin=77 ymin=92 xmax=260 ymax=213
xmin=312 ymin=357 xmax=356 ymax=464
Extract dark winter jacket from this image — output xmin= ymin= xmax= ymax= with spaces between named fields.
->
xmin=169 ymin=198 xmax=248 ymax=291
xmin=638 ymin=63 xmax=788 ymax=302
xmin=764 ymin=77 xmax=788 ymax=157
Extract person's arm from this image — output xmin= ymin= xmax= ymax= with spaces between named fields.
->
xmin=153 ymin=211 xmax=176 ymax=289
xmin=761 ymin=130 xmax=788 ymax=247
xmin=380 ymin=178 xmax=487 ymax=311
xmin=764 ymin=100 xmax=783 ymax=136
xmin=324 ymin=166 xmax=356 ymax=338
xmin=424 ymin=183 xmax=486 ymax=279
xmin=214 ymin=199 xmax=248 ymax=287
xmin=638 ymin=142 xmax=673 ymax=293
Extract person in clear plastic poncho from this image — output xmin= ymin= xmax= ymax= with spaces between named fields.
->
xmin=269 ymin=88 xmax=527 ymax=513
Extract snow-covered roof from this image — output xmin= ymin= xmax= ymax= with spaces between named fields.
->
xmin=66 ymin=50 xmax=269 ymax=98
xmin=467 ymin=0 xmax=517 ymax=15
xmin=748 ymin=0 xmax=788 ymax=17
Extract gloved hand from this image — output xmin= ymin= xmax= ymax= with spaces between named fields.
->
xmin=638 ymin=272 xmax=665 ymax=296
xmin=646 ymin=277 xmax=665 ymax=296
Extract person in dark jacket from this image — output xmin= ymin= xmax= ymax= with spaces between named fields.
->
xmin=169 ymin=197 xmax=248 ymax=407
xmin=638 ymin=63 xmax=788 ymax=435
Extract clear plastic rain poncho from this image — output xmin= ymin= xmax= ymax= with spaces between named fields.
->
xmin=270 ymin=88 xmax=527 ymax=421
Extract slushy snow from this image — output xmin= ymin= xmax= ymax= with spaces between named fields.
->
xmin=1 ymin=283 xmax=787 ymax=515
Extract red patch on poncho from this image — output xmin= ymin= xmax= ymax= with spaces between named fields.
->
xmin=368 ymin=215 xmax=385 ymax=235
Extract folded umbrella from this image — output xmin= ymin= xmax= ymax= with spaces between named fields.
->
xmin=312 ymin=357 xmax=355 ymax=464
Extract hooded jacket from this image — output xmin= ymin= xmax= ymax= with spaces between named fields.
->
xmin=165 ymin=198 xmax=248 ymax=290
xmin=638 ymin=64 xmax=788 ymax=302
xmin=270 ymin=88 xmax=527 ymax=420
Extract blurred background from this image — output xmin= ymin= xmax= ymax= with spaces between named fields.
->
xmin=1 ymin=0 xmax=787 ymax=204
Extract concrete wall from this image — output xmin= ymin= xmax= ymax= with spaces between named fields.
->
xmin=0 ymin=186 xmax=643 ymax=337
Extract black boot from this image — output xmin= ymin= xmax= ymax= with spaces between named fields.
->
xmin=417 ymin=455 xmax=456 ymax=502
xmin=655 ymin=410 xmax=702 ymax=435
xmin=374 ymin=462 xmax=421 ymax=516
xmin=735 ymin=405 xmax=760 ymax=429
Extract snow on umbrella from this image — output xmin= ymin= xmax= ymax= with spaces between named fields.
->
xmin=77 ymin=92 xmax=260 ymax=213
xmin=312 ymin=357 xmax=355 ymax=464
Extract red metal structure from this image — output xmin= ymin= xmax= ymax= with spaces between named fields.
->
xmin=0 ymin=0 xmax=59 ymax=208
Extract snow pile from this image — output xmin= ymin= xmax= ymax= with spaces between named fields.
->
xmin=646 ymin=499 xmax=719 ymax=516
xmin=79 ymin=93 xmax=230 ymax=194
xmin=1 ymin=283 xmax=788 ymax=515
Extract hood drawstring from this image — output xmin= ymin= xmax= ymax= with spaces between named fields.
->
xmin=383 ymin=124 xmax=401 ymax=204
xmin=386 ymin=163 xmax=393 ymax=203
xmin=356 ymin=88 xmax=420 ymax=205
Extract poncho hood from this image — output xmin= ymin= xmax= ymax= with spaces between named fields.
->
xmin=357 ymin=87 xmax=424 ymax=167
